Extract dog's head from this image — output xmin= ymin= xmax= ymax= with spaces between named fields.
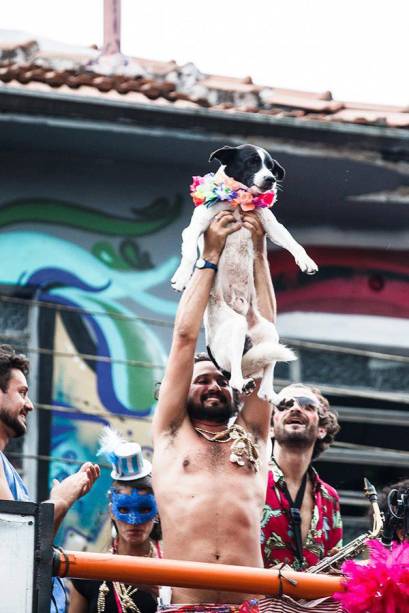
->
xmin=209 ymin=144 xmax=285 ymax=193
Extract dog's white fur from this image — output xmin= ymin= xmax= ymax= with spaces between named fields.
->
xmin=172 ymin=162 xmax=318 ymax=403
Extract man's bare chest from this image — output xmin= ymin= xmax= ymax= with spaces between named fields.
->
xmin=172 ymin=437 xmax=257 ymax=475
xmin=285 ymin=481 xmax=314 ymax=543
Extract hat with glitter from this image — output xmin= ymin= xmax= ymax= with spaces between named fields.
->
xmin=97 ymin=426 xmax=152 ymax=481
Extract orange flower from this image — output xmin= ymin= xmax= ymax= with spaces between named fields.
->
xmin=235 ymin=190 xmax=255 ymax=211
xmin=224 ymin=176 xmax=245 ymax=192
xmin=192 ymin=195 xmax=205 ymax=206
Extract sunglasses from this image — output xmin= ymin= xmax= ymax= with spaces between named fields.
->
xmin=276 ymin=395 xmax=320 ymax=412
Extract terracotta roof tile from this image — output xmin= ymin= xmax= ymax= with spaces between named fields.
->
xmin=261 ymin=90 xmax=344 ymax=113
xmin=329 ymin=109 xmax=409 ymax=128
xmin=134 ymin=57 xmax=178 ymax=76
xmin=172 ymin=98 xmax=201 ymax=109
xmin=0 ymin=31 xmax=407 ymax=130
xmin=263 ymin=86 xmax=333 ymax=101
xmin=343 ymin=100 xmax=409 ymax=113
xmin=200 ymin=76 xmax=259 ymax=93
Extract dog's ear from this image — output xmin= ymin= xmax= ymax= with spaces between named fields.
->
xmin=209 ymin=146 xmax=237 ymax=165
xmin=273 ymin=160 xmax=285 ymax=181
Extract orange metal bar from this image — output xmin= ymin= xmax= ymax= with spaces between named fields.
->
xmin=56 ymin=550 xmax=344 ymax=600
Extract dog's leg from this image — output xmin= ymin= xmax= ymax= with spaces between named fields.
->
xmin=207 ymin=305 xmax=255 ymax=394
xmin=226 ymin=314 xmax=256 ymax=395
xmin=255 ymin=208 xmax=318 ymax=275
xmin=258 ymin=361 xmax=279 ymax=404
xmin=242 ymin=314 xmax=296 ymax=402
xmin=171 ymin=206 xmax=216 ymax=292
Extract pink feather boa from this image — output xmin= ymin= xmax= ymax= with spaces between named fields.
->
xmin=334 ymin=539 xmax=409 ymax=612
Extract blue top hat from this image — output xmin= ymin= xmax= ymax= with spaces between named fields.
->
xmin=97 ymin=427 xmax=152 ymax=481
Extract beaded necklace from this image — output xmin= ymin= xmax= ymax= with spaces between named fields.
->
xmin=194 ymin=423 xmax=260 ymax=472
xmin=97 ymin=540 xmax=155 ymax=613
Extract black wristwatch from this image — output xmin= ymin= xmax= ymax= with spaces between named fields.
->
xmin=195 ymin=258 xmax=218 ymax=272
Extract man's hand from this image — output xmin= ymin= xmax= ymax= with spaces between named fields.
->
xmin=49 ymin=462 xmax=100 ymax=522
xmin=203 ymin=211 xmax=241 ymax=263
xmin=242 ymin=212 xmax=266 ymax=256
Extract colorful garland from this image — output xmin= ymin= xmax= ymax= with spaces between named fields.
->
xmin=190 ymin=172 xmax=276 ymax=211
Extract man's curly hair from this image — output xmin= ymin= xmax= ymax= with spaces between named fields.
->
xmin=272 ymin=383 xmax=340 ymax=460
xmin=0 ymin=344 xmax=30 ymax=393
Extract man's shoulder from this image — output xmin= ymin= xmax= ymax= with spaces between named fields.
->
xmin=0 ymin=450 xmax=13 ymax=474
xmin=313 ymin=469 xmax=340 ymax=503
xmin=267 ymin=461 xmax=283 ymax=485
xmin=153 ymin=415 xmax=195 ymax=446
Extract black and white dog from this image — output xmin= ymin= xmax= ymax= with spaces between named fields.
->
xmin=171 ymin=144 xmax=318 ymax=402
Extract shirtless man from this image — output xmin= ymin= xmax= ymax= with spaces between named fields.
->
xmin=152 ymin=211 xmax=276 ymax=605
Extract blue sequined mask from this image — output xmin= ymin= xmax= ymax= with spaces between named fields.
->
xmin=111 ymin=489 xmax=157 ymax=525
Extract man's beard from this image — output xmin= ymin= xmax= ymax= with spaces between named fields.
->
xmin=274 ymin=423 xmax=317 ymax=450
xmin=0 ymin=407 xmax=26 ymax=438
xmin=186 ymin=396 xmax=235 ymax=424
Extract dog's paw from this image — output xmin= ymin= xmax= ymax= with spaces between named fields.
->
xmin=258 ymin=388 xmax=280 ymax=404
xmin=295 ymin=252 xmax=318 ymax=275
xmin=230 ymin=377 xmax=256 ymax=395
xmin=171 ymin=278 xmax=187 ymax=292
xmin=171 ymin=266 xmax=193 ymax=292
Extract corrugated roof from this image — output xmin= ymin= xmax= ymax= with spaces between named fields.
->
xmin=0 ymin=31 xmax=407 ymax=129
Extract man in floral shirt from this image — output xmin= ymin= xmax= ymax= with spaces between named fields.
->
xmin=261 ymin=383 xmax=342 ymax=570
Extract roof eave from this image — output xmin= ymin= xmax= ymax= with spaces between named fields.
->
xmin=1 ymin=85 xmax=409 ymax=154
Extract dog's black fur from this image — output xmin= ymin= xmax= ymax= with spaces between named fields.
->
xmin=209 ymin=144 xmax=285 ymax=192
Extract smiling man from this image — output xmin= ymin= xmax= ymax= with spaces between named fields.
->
xmin=153 ymin=211 xmax=275 ymax=609
xmin=0 ymin=343 xmax=100 ymax=612
xmin=261 ymin=383 xmax=342 ymax=571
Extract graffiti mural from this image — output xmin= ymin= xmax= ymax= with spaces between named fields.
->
xmin=0 ymin=196 xmax=183 ymax=549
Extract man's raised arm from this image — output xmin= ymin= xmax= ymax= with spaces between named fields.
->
xmin=152 ymin=212 xmax=241 ymax=439
xmin=246 ymin=213 xmax=276 ymax=323
xmin=239 ymin=212 xmax=276 ymax=439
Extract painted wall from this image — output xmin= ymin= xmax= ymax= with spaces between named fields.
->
xmin=0 ymin=152 xmax=195 ymax=549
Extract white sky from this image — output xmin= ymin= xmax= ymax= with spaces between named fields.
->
xmin=1 ymin=0 xmax=408 ymax=106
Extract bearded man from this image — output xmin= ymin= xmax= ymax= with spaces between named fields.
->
xmin=261 ymin=383 xmax=342 ymax=571
xmin=0 ymin=343 xmax=100 ymax=612
xmin=152 ymin=211 xmax=276 ymax=608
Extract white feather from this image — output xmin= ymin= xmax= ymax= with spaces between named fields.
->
xmin=97 ymin=426 xmax=125 ymax=457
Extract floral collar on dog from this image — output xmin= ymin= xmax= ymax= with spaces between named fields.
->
xmin=190 ymin=168 xmax=276 ymax=211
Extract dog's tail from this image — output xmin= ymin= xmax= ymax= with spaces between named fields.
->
xmin=273 ymin=343 xmax=297 ymax=363
xmin=242 ymin=342 xmax=296 ymax=376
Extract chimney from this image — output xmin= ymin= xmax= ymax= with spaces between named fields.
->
xmin=103 ymin=0 xmax=121 ymax=55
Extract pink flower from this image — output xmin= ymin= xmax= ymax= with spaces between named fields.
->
xmin=254 ymin=191 xmax=276 ymax=208
xmin=190 ymin=176 xmax=203 ymax=192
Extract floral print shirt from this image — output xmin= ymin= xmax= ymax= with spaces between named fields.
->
xmin=261 ymin=461 xmax=343 ymax=570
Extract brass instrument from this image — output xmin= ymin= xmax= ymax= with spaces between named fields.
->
xmin=309 ymin=478 xmax=383 ymax=574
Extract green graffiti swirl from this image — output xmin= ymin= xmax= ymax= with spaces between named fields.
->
xmin=92 ymin=240 xmax=154 ymax=270
xmin=0 ymin=195 xmax=183 ymax=236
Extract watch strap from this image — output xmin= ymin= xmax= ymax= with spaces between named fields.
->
xmin=196 ymin=259 xmax=218 ymax=272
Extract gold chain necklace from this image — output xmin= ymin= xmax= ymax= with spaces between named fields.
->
xmin=194 ymin=423 xmax=260 ymax=472
xmin=97 ymin=541 xmax=155 ymax=613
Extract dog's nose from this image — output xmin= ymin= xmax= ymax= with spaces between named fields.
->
xmin=262 ymin=176 xmax=274 ymax=189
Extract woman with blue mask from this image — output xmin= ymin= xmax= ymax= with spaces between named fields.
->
xmin=69 ymin=428 xmax=162 ymax=613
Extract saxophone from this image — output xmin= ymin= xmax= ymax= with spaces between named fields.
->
xmin=308 ymin=478 xmax=383 ymax=574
